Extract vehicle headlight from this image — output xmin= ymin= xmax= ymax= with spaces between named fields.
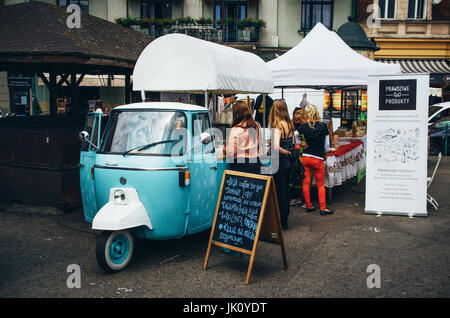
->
xmin=113 ymin=190 xmax=126 ymax=203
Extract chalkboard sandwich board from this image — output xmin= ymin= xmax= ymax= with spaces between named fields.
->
xmin=203 ymin=170 xmax=288 ymax=284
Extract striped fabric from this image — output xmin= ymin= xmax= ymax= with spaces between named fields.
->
xmin=376 ymin=59 xmax=450 ymax=74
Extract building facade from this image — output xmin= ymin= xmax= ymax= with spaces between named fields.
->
xmin=3 ymin=0 xmax=354 ymax=55
xmin=355 ymin=0 xmax=450 ymax=101
xmin=0 ymin=0 xmax=355 ymax=115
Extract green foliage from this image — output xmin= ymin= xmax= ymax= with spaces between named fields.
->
xmin=114 ymin=16 xmax=266 ymax=29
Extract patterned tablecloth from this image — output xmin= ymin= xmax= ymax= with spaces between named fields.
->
xmin=324 ymin=141 xmax=366 ymax=188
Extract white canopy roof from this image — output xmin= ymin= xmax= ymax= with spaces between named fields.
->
xmin=133 ymin=33 xmax=274 ymax=95
xmin=267 ymin=23 xmax=401 ymax=88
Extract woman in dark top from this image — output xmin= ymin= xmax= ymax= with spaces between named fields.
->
xmin=296 ymin=104 xmax=334 ymax=215
xmin=290 ymin=107 xmax=307 ymax=206
xmin=269 ymin=99 xmax=294 ymax=230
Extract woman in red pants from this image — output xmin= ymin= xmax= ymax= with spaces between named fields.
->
xmin=296 ymin=104 xmax=334 ymax=215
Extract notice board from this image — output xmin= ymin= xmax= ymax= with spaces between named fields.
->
xmin=365 ymin=74 xmax=429 ymax=217
xmin=203 ymin=170 xmax=287 ymax=284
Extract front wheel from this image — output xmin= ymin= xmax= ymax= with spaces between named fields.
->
xmin=96 ymin=230 xmax=134 ymax=273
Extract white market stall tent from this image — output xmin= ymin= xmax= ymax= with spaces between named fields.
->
xmin=266 ymin=21 xmax=402 ymax=141
xmin=266 ymin=23 xmax=402 ymax=197
xmin=266 ymin=23 xmax=401 ymax=88
xmin=133 ymin=33 xmax=274 ymax=95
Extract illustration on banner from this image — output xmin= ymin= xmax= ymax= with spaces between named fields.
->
xmin=373 ymin=128 xmax=420 ymax=164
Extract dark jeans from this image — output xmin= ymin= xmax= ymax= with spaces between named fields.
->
xmin=289 ymin=181 xmax=302 ymax=200
xmin=273 ymin=154 xmax=291 ymax=227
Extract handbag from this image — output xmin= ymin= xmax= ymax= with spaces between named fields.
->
xmin=290 ymin=148 xmax=305 ymax=187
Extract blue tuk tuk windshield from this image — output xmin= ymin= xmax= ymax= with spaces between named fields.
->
xmin=100 ymin=110 xmax=187 ymax=156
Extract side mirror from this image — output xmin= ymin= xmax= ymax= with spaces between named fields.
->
xmin=187 ymin=132 xmax=213 ymax=153
xmin=79 ymin=130 xmax=89 ymax=142
xmin=200 ymin=132 xmax=212 ymax=144
xmin=79 ymin=130 xmax=99 ymax=151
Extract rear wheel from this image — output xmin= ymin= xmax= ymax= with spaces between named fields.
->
xmin=96 ymin=230 xmax=134 ymax=273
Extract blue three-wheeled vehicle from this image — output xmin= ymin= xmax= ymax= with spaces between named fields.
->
xmin=79 ymin=103 xmax=227 ymax=272
xmin=78 ymin=33 xmax=274 ymax=272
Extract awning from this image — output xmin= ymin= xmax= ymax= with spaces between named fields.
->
xmin=376 ymin=59 xmax=450 ymax=74
xmin=133 ymin=33 xmax=274 ymax=95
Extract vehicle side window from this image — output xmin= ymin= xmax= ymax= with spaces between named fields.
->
xmin=81 ymin=113 xmax=100 ymax=152
xmin=192 ymin=113 xmax=215 ymax=154
xmin=199 ymin=113 xmax=215 ymax=154
xmin=432 ymin=108 xmax=450 ymax=123
xmin=442 ymin=109 xmax=450 ymax=119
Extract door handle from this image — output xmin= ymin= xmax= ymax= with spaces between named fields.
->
xmin=210 ymin=166 xmax=218 ymax=170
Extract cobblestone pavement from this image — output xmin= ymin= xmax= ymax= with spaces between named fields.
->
xmin=0 ymin=157 xmax=448 ymax=298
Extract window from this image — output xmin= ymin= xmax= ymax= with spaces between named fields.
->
xmin=81 ymin=113 xmax=101 ymax=152
xmin=214 ymin=1 xmax=247 ymax=22
xmin=301 ymin=0 xmax=333 ymax=31
xmin=429 ymin=108 xmax=450 ymax=125
xmin=192 ymin=113 xmax=215 ymax=154
xmin=408 ymin=0 xmax=426 ymax=19
xmin=355 ymin=0 xmax=374 ymax=22
xmin=141 ymin=0 xmax=172 ymax=19
xmin=101 ymin=110 xmax=187 ymax=156
xmin=378 ymin=0 xmax=396 ymax=19
xmin=214 ymin=1 xmax=247 ymax=42
xmin=57 ymin=0 xmax=89 ymax=13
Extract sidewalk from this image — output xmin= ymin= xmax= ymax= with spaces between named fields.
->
xmin=0 ymin=157 xmax=448 ymax=297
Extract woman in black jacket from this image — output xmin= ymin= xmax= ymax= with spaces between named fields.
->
xmin=296 ymin=104 xmax=334 ymax=216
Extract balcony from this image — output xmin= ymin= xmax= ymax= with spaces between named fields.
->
xmin=116 ymin=17 xmax=264 ymax=45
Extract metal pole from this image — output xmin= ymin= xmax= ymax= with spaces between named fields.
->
xmin=205 ymin=90 xmax=208 ymax=108
xmin=125 ymin=72 xmax=131 ymax=104
xmin=328 ymin=90 xmax=334 ymax=148
xmin=263 ymin=93 xmax=266 ymax=128
xmin=445 ymin=123 xmax=448 ymax=156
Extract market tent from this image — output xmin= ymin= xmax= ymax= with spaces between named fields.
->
xmin=133 ymin=33 xmax=274 ymax=95
xmin=267 ymin=23 xmax=401 ymax=88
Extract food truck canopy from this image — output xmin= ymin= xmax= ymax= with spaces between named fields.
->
xmin=133 ymin=33 xmax=274 ymax=95
xmin=267 ymin=23 xmax=401 ymax=88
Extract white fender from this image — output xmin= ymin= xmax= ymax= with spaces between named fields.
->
xmin=92 ymin=188 xmax=153 ymax=231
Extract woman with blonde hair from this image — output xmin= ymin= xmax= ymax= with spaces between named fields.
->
xmin=296 ymin=104 xmax=333 ymax=215
xmin=269 ymin=99 xmax=295 ymax=230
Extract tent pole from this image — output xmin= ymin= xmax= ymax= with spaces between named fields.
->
xmin=141 ymin=90 xmax=145 ymax=102
xmin=214 ymin=93 xmax=217 ymax=125
xmin=340 ymin=90 xmax=343 ymax=128
xmin=125 ymin=72 xmax=131 ymax=104
xmin=263 ymin=93 xmax=266 ymax=128
xmin=328 ymin=90 xmax=335 ymax=148
xmin=205 ymin=90 xmax=208 ymax=108
xmin=281 ymin=88 xmax=284 ymax=99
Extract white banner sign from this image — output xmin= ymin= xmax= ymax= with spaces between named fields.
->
xmin=365 ymin=74 xmax=429 ymax=217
